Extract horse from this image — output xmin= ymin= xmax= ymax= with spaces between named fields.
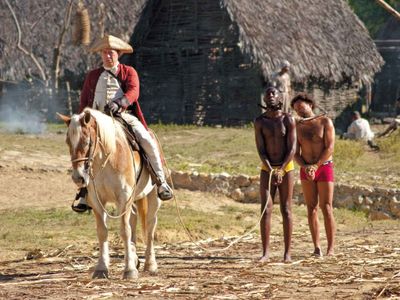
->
xmin=58 ymin=108 xmax=161 ymax=279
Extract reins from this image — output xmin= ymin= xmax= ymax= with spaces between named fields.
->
xmin=93 ymin=111 xmax=139 ymax=219
xmin=73 ymin=112 xmax=139 ymax=219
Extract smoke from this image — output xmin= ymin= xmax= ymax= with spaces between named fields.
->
xmin=0 ymin=83 xmax=77 ymax=134
xmin=0 ymin=104 xmax=46 ymax=134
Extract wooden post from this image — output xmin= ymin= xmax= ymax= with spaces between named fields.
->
xmin=365 ymin=82 xmax=372 ymax=113
xmin=375 ymin=0 xmax=400 ymax=21
xmin=53 ymin=0 xmax=73 ymax=90
xmin=66 ymin=81 xmax=72 ymax=115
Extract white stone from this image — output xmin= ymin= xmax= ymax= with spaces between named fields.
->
xmin=364 ymin=197 xmax=373 ymax=206
xmin=218 ymin=172 xmax=231 ymax=179
xmin=360 ymin=205 xmax=370 ymax=213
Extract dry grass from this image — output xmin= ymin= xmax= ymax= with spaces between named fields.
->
xmin=0 ymin=196 xmax=375 ymax=261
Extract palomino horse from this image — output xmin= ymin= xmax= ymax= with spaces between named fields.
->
xmin=58 ymin=108 xmax=161 ymax=279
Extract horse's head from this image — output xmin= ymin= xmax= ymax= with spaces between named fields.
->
xmin=58 ymin=110 xmax=98 ymax=188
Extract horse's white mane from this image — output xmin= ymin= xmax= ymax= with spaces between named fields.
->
xmin=82 ymin=108 xmax=125 ymax=154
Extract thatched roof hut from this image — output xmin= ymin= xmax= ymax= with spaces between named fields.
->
xmin=0 ymin=0 xmax=383 ymax=125
xmin=125 ymin=0 xmax=383 ymax=125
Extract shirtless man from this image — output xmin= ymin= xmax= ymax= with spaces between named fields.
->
xmin=254 ymin=86 xmax=296 ymax=263
xmin=291 ymin=93 xmax=336 ymax=256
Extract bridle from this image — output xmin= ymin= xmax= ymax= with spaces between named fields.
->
xmin=70 ymin=123 xmax=100 ymax=175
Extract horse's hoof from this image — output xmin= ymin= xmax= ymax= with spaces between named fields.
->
xmin=92 ymin=270 xmax=109 ymax=279
xmin=123 ymin=269 xmax=139 ymax=280
xmin=144 ymin=263 xmax=158 ymax=275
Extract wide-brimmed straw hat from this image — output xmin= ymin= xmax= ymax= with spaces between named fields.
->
xmin=89 ymin=34 xmax=133 ymax=54
xmin=280 ymin=60 xmax=290 ymax=69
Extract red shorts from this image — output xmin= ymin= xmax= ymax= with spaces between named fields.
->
xmin=300 ymin=161 xmax=334 ymax=182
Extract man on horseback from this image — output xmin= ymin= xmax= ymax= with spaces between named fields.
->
xmin=72 ymin=34 xmax=173 ymax=213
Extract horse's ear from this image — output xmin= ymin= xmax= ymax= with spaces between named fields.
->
xmin=83 ymin=110 xmax=91 ymax=125
xmin=56 ymin=112 xmax=71 ymax=126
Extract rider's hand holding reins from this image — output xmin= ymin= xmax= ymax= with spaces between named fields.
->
xmin=104 ymin=100 xmax=121 ymax=115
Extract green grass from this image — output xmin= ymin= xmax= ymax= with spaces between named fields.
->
xmin=1 ymin=123 xmax=399 ymax=185
xmin=152 ymin=125 xmax=259 ymax=175
xmin=151 ymin=125 xmax=400 ymax=185
xmin=376 ymin=130 xmax=400 ymax=156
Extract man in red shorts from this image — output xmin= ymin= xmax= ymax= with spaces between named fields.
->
xmin=291 ymin=93 xmax=336 ymax=256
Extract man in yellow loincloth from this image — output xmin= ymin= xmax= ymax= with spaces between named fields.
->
xmin=254 ymin=86 xmax=296 ymax=263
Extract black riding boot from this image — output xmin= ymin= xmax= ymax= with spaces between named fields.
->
xmin=71 ymin=187 xmax=92 ymax=213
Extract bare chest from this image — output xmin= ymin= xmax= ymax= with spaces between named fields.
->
xmin=261 ymin=118 xmax=287 ymax=138
xmin=297 ymin=122 xmax=324 ymax=143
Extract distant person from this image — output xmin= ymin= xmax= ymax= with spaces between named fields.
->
xmin=342 ymin=111 xmax=379 ymax=150
xmin=271 ymin=60 xmax=292 ymax=113
xmin=377 ymin=117 xmax=400 ymax=137
xmin=291 ymin=93 xmax=336 ymax=257
xmin=254 ymin=86 xmax=296 ymax=263
xmin=376 ymin=96 xmax=400 ymax=138
xmin=72 ymin=34 xmax=173 ymax=213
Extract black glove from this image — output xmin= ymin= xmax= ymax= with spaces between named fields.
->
xmin=104 ymin=101 xmax=120 ymax=115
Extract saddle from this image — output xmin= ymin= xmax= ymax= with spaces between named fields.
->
xmin=112 ymin=114 xmax=162 ymax=186
xmin=113 ymin=114 xmax=140 ymax=152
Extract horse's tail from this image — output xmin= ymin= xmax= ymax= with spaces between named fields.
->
xmin=137 ymin=196 xmax=148 ymax=244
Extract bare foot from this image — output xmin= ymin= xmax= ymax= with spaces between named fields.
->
xmin=283 ymin=253 xmax=291 ymax=263
xmin=259 ymin=255 xmax=270 ymax=263
xmin=312 ymin=247 xmax=323 ymax=257
xmin=326 ymin=249 xmax=334 ymax=256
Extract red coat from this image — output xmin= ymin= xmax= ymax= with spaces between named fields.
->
xmin=79 ymin=64 xmax=147 ymax=129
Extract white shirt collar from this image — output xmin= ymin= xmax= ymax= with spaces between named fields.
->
xmin=103 ymin=62 xmax=119 ymax=74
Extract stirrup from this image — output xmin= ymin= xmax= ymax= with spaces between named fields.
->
xmin=157 ymin=184 xmax=173 ymax=201
xmin=71 ymin=203 xmax=92 ymax=213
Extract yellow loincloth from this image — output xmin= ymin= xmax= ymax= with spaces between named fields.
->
xmin=261 ymin=160 xmax=294 ymax=173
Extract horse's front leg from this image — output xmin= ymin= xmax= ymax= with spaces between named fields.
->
xmin=144 ymin=188 xmax=161 ymax=274
xmin=92 ymin=210 xmax=109 ymax=279
xmin=120 ymin=201 xmax=139 ymax=280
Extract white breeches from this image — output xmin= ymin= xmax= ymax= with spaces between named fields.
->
xmin=121 ymin=113 xmax=165 ymax=183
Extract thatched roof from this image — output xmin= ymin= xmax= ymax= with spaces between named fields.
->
xmin=222 ymin=0 xmax=383 ymax=84
xmin=0 ymin=0 xmax=383 ymax=85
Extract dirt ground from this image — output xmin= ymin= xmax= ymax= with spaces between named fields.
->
xmin=0 ymin=145 xmax=400 ymax=299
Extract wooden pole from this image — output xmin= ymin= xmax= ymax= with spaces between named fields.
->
xmin=375 ymin=0 xmax=400 ymax=21
xmin=5 ymin=0 xmax=48 ymax=84
xmin=66 ymin=81 xmax=72 ymax=115
xmin=53 ymin=0 xmax=74 ymax=90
